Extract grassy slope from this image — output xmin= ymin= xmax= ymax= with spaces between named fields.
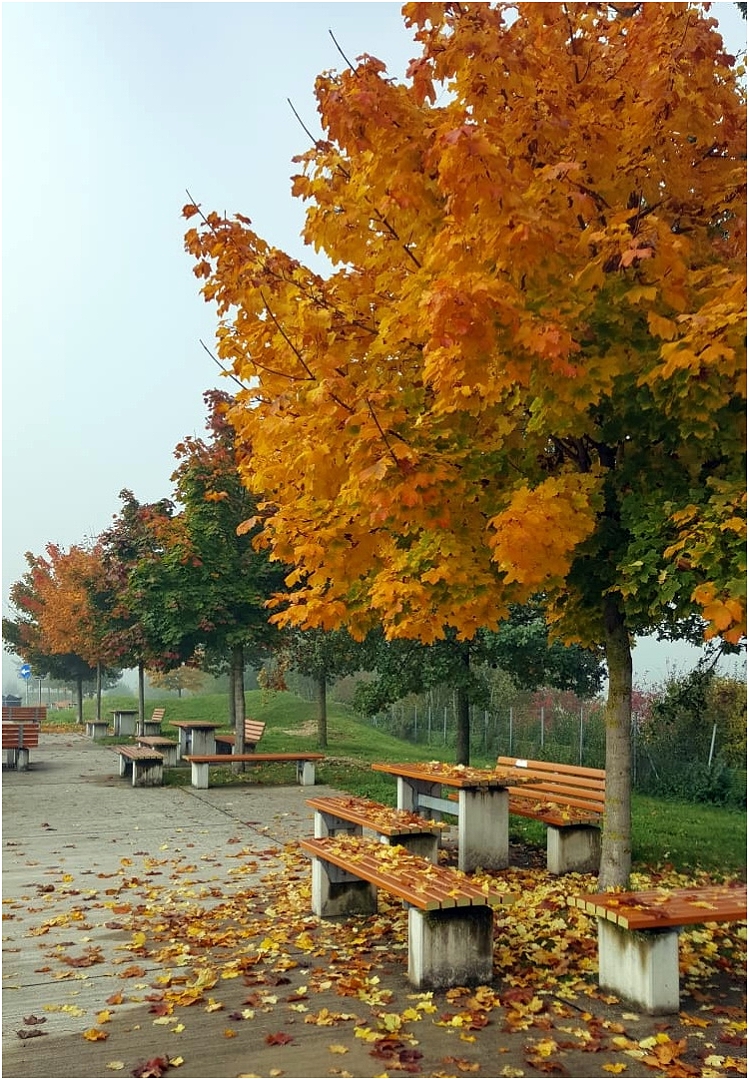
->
xmin=71 ymin=689 xmax=747 ymax=877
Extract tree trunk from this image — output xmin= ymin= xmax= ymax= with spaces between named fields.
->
xmin=95 ymin=662 xmax=102 ymax=723
xmin=136 ymin=664 xmax=146 ymax=736
xmin=75 ymin=676 xmax=84 ymax=725
xmin=232 ymin=644 xmax=246 ymax=769
xmin=317 ymin=672 xmax=328 ymax=749
xmin=599 ymin=596 xmax=633 ymax=889
xmin=455 ymin=642 xmax=471 ymax=765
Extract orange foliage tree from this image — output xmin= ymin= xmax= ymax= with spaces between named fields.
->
xmin=5 ymin=544 xmax=119 ymax=722
xmin=184 ymin=2 xmax=746 ymax=886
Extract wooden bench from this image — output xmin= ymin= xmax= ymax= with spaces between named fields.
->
xmin=214 ymin=719 xmax=266 ymax=753
xmin=300 ymin=835 xmax=515 ymax=989
xmin=568 ymin=884 xmax=747 ymax=1014
xmin=497 ymin=757 xmax=606 ymax=875
xmin=183 ymin=751 xmax=324 ymax=789
xmin=2 ymin=706 xmax=46 ymax=723
xmin=111 ymin=745 xmax=164 ymax=787
xmin=136 ymin=735 xmax=179 ymax=767
xmin=307 ymin=795 xmax=446 ymax=861
xmin=143 ymin=707 xmax=165 ymax=736
xmin=2 ymin=721 xmax=41 ymax=770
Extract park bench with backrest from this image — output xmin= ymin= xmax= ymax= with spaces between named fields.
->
xmin=111 ymin=745 xmax=164 ymax=787
xmin=568 ymin=883 xmax=747 ymax=1014
xmin=183 ymin=751 xmax=324 ymax=789
xmin=214 ymin=719 xmax=266 ymax=754
xmin=496 ymin=756 xmax=606 ymax=874
xmin=2 ymin=706 xmax=45 ymax=770
xmin=307 ymin=794 xmax=446 ymax=861
xmin=143 ymin=708 xmax=165 ymax=735
xmin=300 ymin=834 xmax=515 ymax=989
xmin=2 ymin=722 xmax=41 ymax=770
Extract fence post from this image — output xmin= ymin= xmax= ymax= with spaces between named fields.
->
xmin=708 ymin=723 xmax=718 ymax=767
xmin=443 ymin=706 xmax=448 ymax=744
xmin=579 ymin=707 xmax=584 ymax=766
xmin=540 ymin=706 xmax=544 ymax=751
xmin=509 ymin=707 xmax=513 ymax=756
xmin=428 ymin=704 xmax=432 ymax=745
xmin=484 ymin=709 xmax=489 ymax=752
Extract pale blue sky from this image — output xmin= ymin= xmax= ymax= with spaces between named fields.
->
xmin=2 ymin=2 xmax=746 ymax=692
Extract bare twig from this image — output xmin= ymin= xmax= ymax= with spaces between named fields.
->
xmin=200 ymin=340 xmax=250 ymax=391
xmin=329 ymin=29 xmax=357 ymax=72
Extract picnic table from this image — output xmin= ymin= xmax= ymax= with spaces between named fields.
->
xmin=371 ymin=760 xmax=534 ymax=872
xmin=170 ymin=720 xmax=223 ymax=760
xmin=111 ymin=710 xmax=138 ymax=736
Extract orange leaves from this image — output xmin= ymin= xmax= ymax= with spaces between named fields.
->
xmin=489 ymin=475 xmax=602 ymax=590
xmin=182 ymin=2 xmax=746 ymax=650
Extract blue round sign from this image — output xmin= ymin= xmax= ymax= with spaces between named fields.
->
xmin=19 ymin=663 xmax=31 ymax=680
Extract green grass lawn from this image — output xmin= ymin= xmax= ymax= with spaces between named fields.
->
xmin=70 ymin=688 xmax=747 ymax=877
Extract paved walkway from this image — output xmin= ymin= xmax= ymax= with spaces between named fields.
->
xmin=3 ymin=731 xmax=746 ymax=1079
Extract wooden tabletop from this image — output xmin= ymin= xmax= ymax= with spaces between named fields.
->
xmin=371 ymin=760 xmax=535 ymax=789
xmin=170 ymin=720 xmax=224 ymax=730
xmin=569 ymin=884 xmax=747 ymax=930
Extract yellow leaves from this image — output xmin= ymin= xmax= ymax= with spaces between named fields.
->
xmin=82 ymin=1027 xmax=109 ymax=1041
xmin=489 ymin=474 xmax=602 ymax=588
xmin=602 ymin=1064 xmax=628 ymax=1074
xmin=692 ymin=583 xmax=746 ymax=644
xmin=647 ymin=312 xmax=678 ymax=341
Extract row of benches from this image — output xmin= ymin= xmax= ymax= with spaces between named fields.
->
xmin=300 ymin=790 xmax=747 ymax=1012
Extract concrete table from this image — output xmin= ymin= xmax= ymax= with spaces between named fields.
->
xmin=111 ymin=710 xmax=138 ymax=737
xmin=371 ymin=761 xmax=535 ymax=873
xmin=170 ymin=721 xmax=222 ymax=761
xmin=86 ymin=720 xmax=110 ymax=738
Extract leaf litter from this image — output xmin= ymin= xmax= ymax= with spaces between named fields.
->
xmin=5 ymin=839 xmax=745 ymax=1077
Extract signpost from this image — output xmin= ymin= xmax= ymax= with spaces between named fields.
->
xmin=19 ymin=663 xmax=31 ymax=704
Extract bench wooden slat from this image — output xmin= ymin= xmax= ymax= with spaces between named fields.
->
xmin=497 ymin=756 xmax=606 ymax=819
xmin=569 ymin=885 xmax=748 ymax=931
xmin=300 ymin=836 xmax=512 ymax=911
xmin=2 ymin=723 xmax=41 ymax=749
xmin=2 ymin=706 xmax=46 ymax=723
xmin=307 ymin=795 xmax=445 ymax=839
xmin=185 ymin=752 xmax=324 ymax=764
xmin=214 ymin=719 xmax=266 ymax=749
xmin=111 ymin=745 xmax=164 ymax=762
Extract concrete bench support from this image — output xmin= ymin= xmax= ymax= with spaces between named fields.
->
xmin=296 ymin=759 xmax=317 ymax=786
xmin=547 ymin=823 xmax=601 ymax=875
xmin=115 ymin=750 xmax=164 ymax=788
xmin=597 ymin=918 xmax=680 ymax=1015
xmin=409 ymin=904 xmax=493 ymax=990
xmin=86 ymin=721 xmax=110 ymax=739
xmin=6 ymin=747 xmax=30 ymax=770
xmin=302 ymin=836 xmax=511 ymax=991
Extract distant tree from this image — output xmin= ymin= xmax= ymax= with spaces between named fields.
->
xmin=147 ymin=665 xmax=207 ymax=698
xmin=354 ymin=611 xmax=604 ymax=761
xmin=283 ymin=628 xmax=372 ymax=747
xmin=3 ymin=548 xmax=121 ymax=722
xmin=98 ymin=489 xmax=178 ymax=732
xmin=126 ymin=391 xmax=288 ymax=746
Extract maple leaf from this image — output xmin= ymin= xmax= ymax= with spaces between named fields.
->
xmin=82 ymin=1028 xmax=109 ymax=1042
xmin=131 ymin=1056 xmax=170 ymax=1078
xmin=265 ymin=1031 xmax=294 ymax=1046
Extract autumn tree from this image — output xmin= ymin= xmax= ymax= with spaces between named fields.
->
xmin=139 ymin=393 xmax=289 ymax=747
xmin=3 ymin=546 xmax=121 ymax=722
xmin=146 ymin=665 xmax=208 ymax=697
xmin=185 ymin=3 xmax=746 ymax=886
xmin=98 ymin=490 xmax=179 ymax=731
